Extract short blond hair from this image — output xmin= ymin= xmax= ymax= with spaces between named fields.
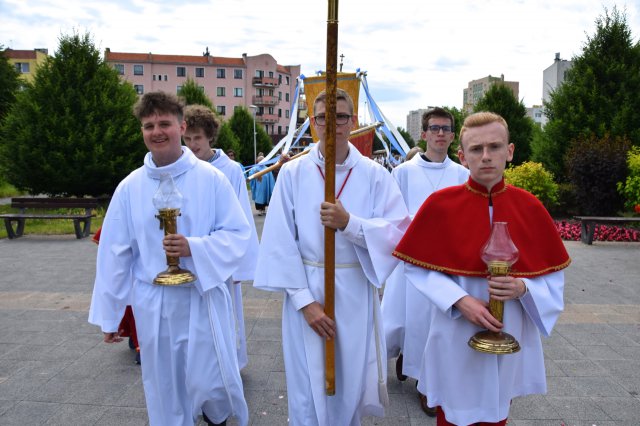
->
xmin=459 ymin=112 xmax=509 ymax=149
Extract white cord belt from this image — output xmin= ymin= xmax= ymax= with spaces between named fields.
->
xmin=302 ymin=259 xmax=360 ymax=268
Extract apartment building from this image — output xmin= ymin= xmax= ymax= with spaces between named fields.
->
xmin=541 ymin=52 xmax=573 ymax=126
xmin=462 ymin=74 xmax=519 ymax=113
xmin=4 ymin=48 xmax=49 ymax=84
xmin=406 ymin=108 xmax=430 ymax=142
xmin=105 ymin=49 xmax=301 ymax=138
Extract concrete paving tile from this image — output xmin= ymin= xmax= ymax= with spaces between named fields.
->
xmin=408 ymin=416 xmax=437 ymax=426
xmin=593 ymin=359 xmax=640 ymax=378
xmin=94 ymin=406 xmax=149 ymax=425
xmin=27 ymin=378 xmax=82 ymax=403
xmin=252 ymin=389 xmax=289 ymax=418
xmin=545 ymin=396 xmax=611 ymax=420
xmin=0 ymin=377 xmax=48 ymax=401
xmin=565 ymin=376 xmax=632 ymax=397
xmin=510 ymin=394 xmax=562 ymax=420
xmin=598 ymin=331 xmax=640 ymax=348
xmin=592 ymin=396 xmax=640 ymax=421
xmin=574 ymin=344 xmax=626 ymax=360
xmin=265 ymin=371 xmax=287 ymax=392
xmin=616 ymin=376 xmax=640 ymax=396
xmin=251 ymin=413 xmax=289 ymax=425
xmin=246 ymin=339 xmax=281 ymax=356
xmin=362 ymin=415 xmax=414 ymax=425
xmin=612 ymin=345 xmax=640 ymax=360
xmin=0 ymin=399 xmax=15 ymax=416
xmin=44 ymin=403 xmax=108 ymax=426
xmin=0 ymin=400 xmax=59 ymax=425
xmin=69 ymin=380 xmax=135 ymax=405
xmin=542 ymin=343 xmax=587 ymax=361
xmin=544 ymin=359 xmax=566 ymax=377
xmin=115 ymin=380 xmax=147 ymax=408
xmin=555 ymin=359 xmax=609 ymax=377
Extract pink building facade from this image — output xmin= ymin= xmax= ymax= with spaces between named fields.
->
xmin=105 ymin=49 xmax=301 ymax=138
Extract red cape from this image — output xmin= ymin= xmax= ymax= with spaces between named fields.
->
xmin=393 ymin=178 xmax=570 ymax=278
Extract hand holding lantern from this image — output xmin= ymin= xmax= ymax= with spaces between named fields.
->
xmin=152 ymin=174 xmax=196 ymax=286
xmin=468 ymin=221 xmax=521 ymax=354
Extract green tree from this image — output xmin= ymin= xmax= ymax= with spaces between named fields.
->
xmin=0 ymin=46 xmax=21 ymax=121
xmin=474 ymin=84 xmax=533 ymax=165
xmin=215 ymin=122 xmax=242 ymax=160
xmin=397 ymin=127 xmax=415 ymax=149
xmin=0 ymin=32 xmax=144 ymax=197
xmin=228 ymin=107 xmax=272 ymax=165
xmin=544 ymin=7 xmax=640 ymax=180
xmin=178 ymin=77 xmax=214 ymax=109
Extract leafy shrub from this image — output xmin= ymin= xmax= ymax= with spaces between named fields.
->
xmin=504 ymin=161 xmax=559 ymax=208
xmin=565 ymin=133 xmax=630 ymax=216
xmin=617 ymin=146 xmax=640 ymax=212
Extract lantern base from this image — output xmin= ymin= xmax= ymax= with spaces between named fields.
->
xmin=153 ymin=266 xmax=196 ymax=286
xmin=468 ymin=330 xmax=521 ymax=355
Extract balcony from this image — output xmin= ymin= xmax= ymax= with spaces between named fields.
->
xmin=252 ymin=76 xmax=280 ymax=87
xmin=255 ymin=113 xmax=279 ymax=124
xmin=252 ymin=95 xmax=280 ymax=106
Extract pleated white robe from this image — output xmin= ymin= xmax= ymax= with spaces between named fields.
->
xmin=381 ymin=155 xmax=468 ymax=379
xmin=406 ymin=263 xmax=564 ymax=425
xmin=254 ymin=143 xmax=410 ymax=426
xmin=209 ymin=149 xmax=259 ymax=369
xmin=89 ymin=148 xmax=251 ymax=426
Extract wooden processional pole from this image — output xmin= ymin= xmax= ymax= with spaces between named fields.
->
xmin=324 ymin=0 xmax=339 ymax=396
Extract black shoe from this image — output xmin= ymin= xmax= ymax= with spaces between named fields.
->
xmin=395 ymin=354 xmax=407 ymax=381
xmin=128 ymin=336 xmax=135 ymax=350
xmin=202 ymin=412 xmax=227 ymax=426
xmin=134 ymin=351 xmax=141 ymax=365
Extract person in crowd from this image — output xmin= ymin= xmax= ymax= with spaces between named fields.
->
xmin=248 ymin=154 xmax=275 ymax=216
xmin=89 ymin=92 xmax=251 ymax=426
xmin=381 ymin=107 xmax=469 ymax=416
xmin=253 ymin=88 xmax=410 ymax=425
xmin=183 ymin=104 xmax=260 ymax=370
xmin=393 ymin=111 xmax=570 ymax=425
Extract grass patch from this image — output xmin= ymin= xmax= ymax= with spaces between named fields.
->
xmin=0 ymin=181 xmax=21 ymax=198
xmin=0 ymin=204 xmax=105 ymax=239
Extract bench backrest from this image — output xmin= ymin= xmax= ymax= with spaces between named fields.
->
xmin=11 ymin=197 xmax=100 ymax=210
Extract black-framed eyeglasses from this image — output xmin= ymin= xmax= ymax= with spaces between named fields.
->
xmin=313 ymin=114 xmax=352 ymax=126
xmin=427 ymin=125 xmax=453 ymax=134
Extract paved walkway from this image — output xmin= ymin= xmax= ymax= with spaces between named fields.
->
xmin=0 ymin=213 xmax=638 ymax=425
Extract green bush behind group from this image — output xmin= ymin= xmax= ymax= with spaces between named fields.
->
xmin=0 ymin=7 xmax=639 ymax=239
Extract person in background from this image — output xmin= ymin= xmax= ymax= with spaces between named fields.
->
xmin=183 ymin=104 xmax=260 ymax=370
xmin=381 ymin=107 xmax=469 ymax=416
xmin=248 ymin=154 xmax=275 ymax=216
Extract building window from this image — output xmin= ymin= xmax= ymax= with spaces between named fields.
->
xmin=177 ymin=85 xmax=182 ymax=93
xmin=177 ymin=66 xmax=186 ymax=77
xmin=269 ymin=71 xmax=274 ymax=78
xmin=164 ymin=75 xmax=168 ymax=81
xmin=278 ymin=92 xmax=282 ymax=100
xmin=234 ymin=88 xmax=243 ymax=97
xmin=286 ymin=126 xmax=289 ymax=133
xmin=278 ymin=109 xmax=282 ymax=117
xmin=199 ymin=85 xmax=205 ymax=91
xmin=133 ymin=65 xmax=144 ymax=76
xmin=278 ymin=126 xmax=282 ymax=134
xmin=195 ymin=67 xmax=204 ymax=78
xmin=285 ymin=93 xmax=290 ymax=102
xmin=14 ymin=62 xmax=30 ymax=73
xmin=217 ymin=106 xmax=226 ymax=116
xmin=134 ymin=85 xmax=144 ymax=94
xmin=217 ymin=69 xmax=226 ymax=78
xmin=285 ymin=76 xmax=290 ymax=85
xmin=114 ymin=64 xmax=124 ymax=75
xmin=153 ymin=75 xmax=156 ymax=81
xmin=216 ymin=87 xmax=226 ymax=97
xmin=234 ymin=106 xmax=242 ymax=113
xmin=285 ymin=110 xmax=290 ymax=118
xmin=234 ymin=69 xmax=243 ymax=79
xmin=255 ymin=69 xmax=264 ymax=78
xmin=279 ymin=74 xmax=282 ymax=84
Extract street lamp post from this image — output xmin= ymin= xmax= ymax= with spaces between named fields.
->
xmin=249 ymin=105 xmax=258 ymax=163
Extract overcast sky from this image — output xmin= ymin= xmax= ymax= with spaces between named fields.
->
xmin=1 ymin=0 xmax=638 ymax=128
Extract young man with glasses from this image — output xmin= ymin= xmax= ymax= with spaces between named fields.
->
xmin=254 ymin=88 xmax=410 ymax=425
xmin=381 ymin=107 xmax=469 ymax=416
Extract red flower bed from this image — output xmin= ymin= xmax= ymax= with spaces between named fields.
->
xmin=554 ymin=220 xmax=640 ymax=242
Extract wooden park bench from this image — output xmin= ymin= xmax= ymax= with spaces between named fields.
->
xmin=0 ymin=197 xmax=99 ymax=239
xmin=573 ymin=216 xmax=640 ymax=245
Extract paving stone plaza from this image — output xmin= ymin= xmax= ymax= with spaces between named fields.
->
xmin=0 ymin=210 xmax=639 ymax=425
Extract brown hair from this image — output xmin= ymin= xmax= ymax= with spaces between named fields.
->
xmin=422 ymin=107 xmax=454 ymax=131
xmin=314 ymin=87 xmax=354 ymax=115
xmin=184 ymin=104 xmax=220 ymax=145
xmin=459 ymin=111 xmax=509 ymax=149
xmin=133 ymin=91 xmax=184 ymax=121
